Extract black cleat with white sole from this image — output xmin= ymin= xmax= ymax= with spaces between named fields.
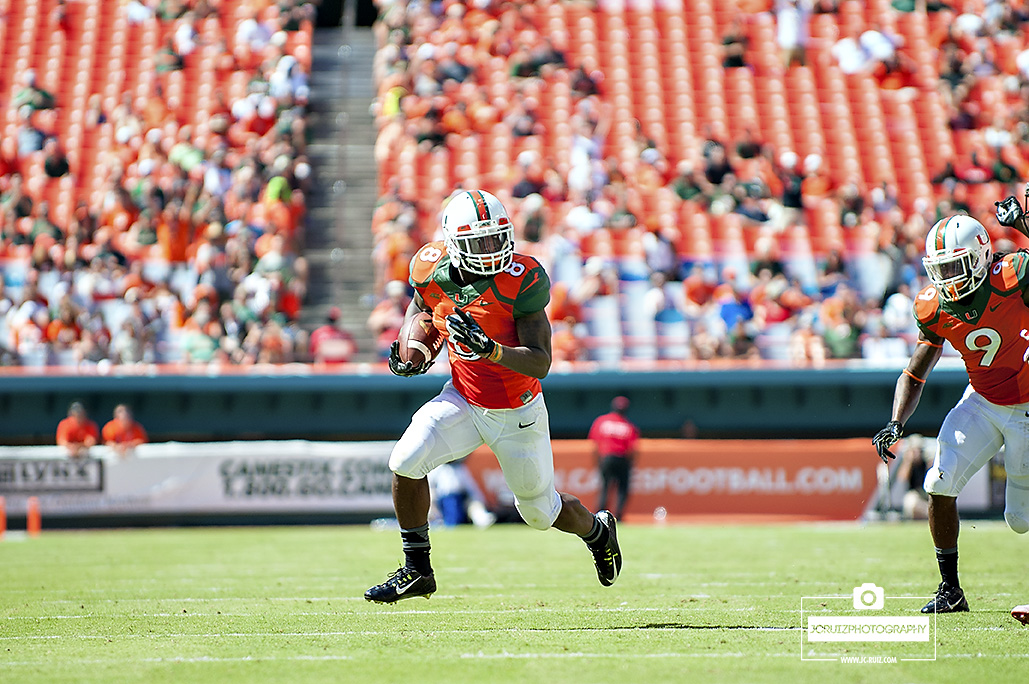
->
xmin=920 ymin=581 xmax=969 ymax=614
xmin=589 ymin=510 xmax=622 ymax=587
xmin=364 ymin=566 xmax=436 ymax=603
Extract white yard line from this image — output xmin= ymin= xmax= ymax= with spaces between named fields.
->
xmin=4 ymin=651 xmax=1027 ymax=667
xmin=463 ymin=652 xmax=797 ymax=659
xmin=461 ymin=651 xmax=1029 ymax=660
xmin=0 ymin=655 xmax=351 ymax=666
xmin=0 ymin=626 xmax=803 ymax=641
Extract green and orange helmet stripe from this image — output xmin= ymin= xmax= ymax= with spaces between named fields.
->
xmin=930 ymin=215 xmax=958 ymax=252
xmin=469 ymin=190 xmax=491 ymax=222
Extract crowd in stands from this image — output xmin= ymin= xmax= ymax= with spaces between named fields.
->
xmin=369 ymin=0 xmax=1029 ymax=366
xmin=0 ymin=0 xmax=322 ymax=369
xmin=4 ymin=0 xmax=1028 ymax=371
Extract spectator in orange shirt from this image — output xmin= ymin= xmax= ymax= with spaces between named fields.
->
xmin=373 ymin=221 xmax=417 ymax=296
xmin=102 ymin=404 xmax=148 ymax=458
xmin=551 ymin=316 xmax=586 ymax=364
xmin=800 ymin=153 xmax=832 ymax=199
xmin=46 ymin=304 xmax=81 ymax=350
xmin=440 ymin=101 xmax=471 ymax=136
xmin=56 ymin=401 xmax=99 ymax=459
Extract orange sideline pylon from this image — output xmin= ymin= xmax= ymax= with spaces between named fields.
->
xmin=26 ymin=496 xmax=41 ymax=537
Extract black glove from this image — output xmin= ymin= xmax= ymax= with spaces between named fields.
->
xmin=996 ymin=195 xmax=1024 ymax=227
xmin=871 ymin=420 xmax=903 ymax=465
xmin=388 ymin=340 xmax=433 ymax=377
xmin=445 ymin=308 xmax=496 ymax=358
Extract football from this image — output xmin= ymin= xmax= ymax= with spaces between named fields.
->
xmin=397 ymin=311 xmax=445 ymax=367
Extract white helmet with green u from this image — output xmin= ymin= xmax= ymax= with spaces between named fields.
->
xmin=922 ymin=215 xmax=991 ymax=301
xmin=441 ymin=189 xmax=513 ymax=277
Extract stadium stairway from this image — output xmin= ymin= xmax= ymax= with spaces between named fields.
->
xmin=301 ymin=27 xmax=379 ymax=359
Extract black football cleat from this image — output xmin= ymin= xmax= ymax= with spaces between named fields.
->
xmin=920 ymin=582 xmax=969 ymax=614
xmin=364 ymin=566 xmax=436 ymax=603
xmin=1012 ymin=605 xmax=1029 ymax=625
xmin=588 ymin=510 xmax=622 ymax=587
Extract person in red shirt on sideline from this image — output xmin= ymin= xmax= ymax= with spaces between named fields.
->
xmin=56 ymin=401 xmax=99 ymax=459
xmin=589 ymin=396 xmax=641 ymax=520
xmin=308 ymin=306 xmax=357 ymax=365
xmin=102 ymin=404 xmax=148 ymax=458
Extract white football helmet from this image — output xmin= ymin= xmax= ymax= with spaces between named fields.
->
xmin=441 ymin=189 xmax=514 ymax=277
xmin=922 ymin=215 xmax=992 ymax=301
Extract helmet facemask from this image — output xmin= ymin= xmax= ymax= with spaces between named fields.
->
xmin=923 ymin=248 xmax=987 ymax=301
xmin=446 ymin=218 xmax=514 ymax=276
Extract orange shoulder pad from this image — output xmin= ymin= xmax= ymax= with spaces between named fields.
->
xmin=409 ymin=241 xmax=448 ymax=285
xmin=990 ymin=255 xmax=1021 ymax=291
xmin=912 ymin=285 xmax=940 ymax=324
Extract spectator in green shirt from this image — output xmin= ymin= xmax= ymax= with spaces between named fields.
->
xmin=12 ymin=70 xmax=56 ymax=111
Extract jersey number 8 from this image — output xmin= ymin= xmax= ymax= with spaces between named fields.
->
xmin=419 ymin=246 xmax=444 ymax=262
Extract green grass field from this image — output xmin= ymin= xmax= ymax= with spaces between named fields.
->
xmin=1 ymin=521 xmax=1026 ymax=684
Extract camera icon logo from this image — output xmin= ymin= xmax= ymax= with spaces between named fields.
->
xmin=853 ymin=583 xmax=885 ymax=610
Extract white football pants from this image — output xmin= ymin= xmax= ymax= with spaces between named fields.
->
xmin=389 ymin=381 xmax=562 ymax=530
xmin=926 ymin=385 xmax=1029 ymax=533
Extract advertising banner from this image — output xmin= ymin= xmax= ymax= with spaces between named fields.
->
xmin=0 ymin=439 xmax=980 ymax=523
xmin=464 ymin=439 xmax=881 ymax=521
xmin=0 ymin=442 xmax=395 ymax=518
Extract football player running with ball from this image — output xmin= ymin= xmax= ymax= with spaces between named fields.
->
xmin=365 ymin=189 xmax=621 ymax=603
xmin=873 ymin=194 xmax=1029 ymax=618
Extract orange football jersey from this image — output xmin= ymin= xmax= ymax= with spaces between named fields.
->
xmin=409 ymin=241 xmax=550 ymax=409
xmin=914 ymin=252 xmax=1029 ymax=405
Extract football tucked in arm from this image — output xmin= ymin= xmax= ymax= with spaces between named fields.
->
xmin=397 ymin=311 xmax=445 ymax=367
